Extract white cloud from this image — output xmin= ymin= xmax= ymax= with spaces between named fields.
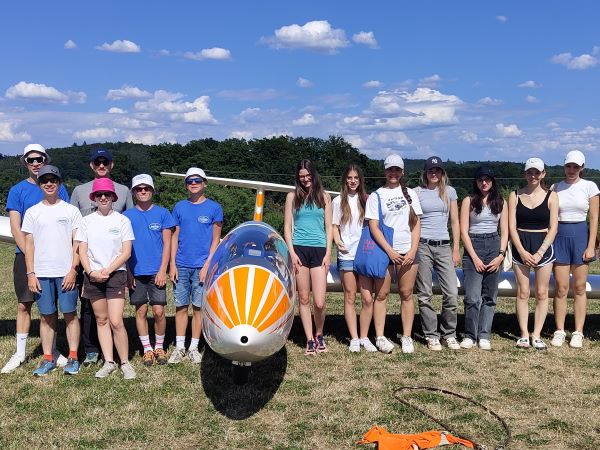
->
xmin=478 ymin=96 xmax=502 ymax=106
xmin=125 ymin=131 xmax=177 ymax=145
xmin=551 ymin=51 xmax=598 ymax=70
xmin=158 ymin=49 xmax=170 ymax=56
xmin=217 ymin=88 xmax=280 ymax=101
xmin=261 ymin=20 xmax=349 ymax=54
xmin=526 ymin=95 xmax=540 ymax=103
xmin=106 ymin=85 xmax=152 ymax=101
xmin=496 ymin=123 xmax=522 ymax=137
xmin=172 ymin=97 xmax=217 ymax=124
xmin=369 ymin=131 xmax=412 ymax=146
xmin=363 ymin=80 xmax=383 ymax=89
xmin=108 ymin=107 xmax=126 ymax=114
xmin=184 ymin=47 xmax=232 ymax=61
xmin=135 ymin=91 xmax=216 ymax=124
xmin=5 ymin=81 xmax=85 ymax=104
xmin=419 ymin=74 xmax=441 ymax=88
xmin=0 ymin=116 xmax=31 ymax=142
xmin=64 ymin=40 xmax=77 ymax=49
xmin=352 ymin=31 xmax=378 ymax=49
xmin=461 ymin=131 xmax=478 ymax=143
xmin=496 ymin=15 xmax=508 ymax=23
xmin=229 ymin=131 xmax=253 ymax=140
xmin=95 ymin=39 xmax=141 ymax=53
xmin=292 ymin=113 xmax=317 ymax=126
xmin=518 ymin=80 xmax=541 ymax=88
xmin=74 ymin=127 xmax=116 ymax=140
xmin=297 ymin=77 xmax=313 ymax=88
xmin=239 ymin=107 xmax=262 ymax=124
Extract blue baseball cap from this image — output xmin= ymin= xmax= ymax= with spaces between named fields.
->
xmin=89 ymin=148 xmax=113 ymax=162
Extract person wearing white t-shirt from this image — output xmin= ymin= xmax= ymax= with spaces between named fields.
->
xmin=363 ymin=154 xmax=422 ymax=354
xmin=550 ymin=150 xmax=600 ymax=349
xmin=75 ymin=178 xmax=135 ymax=380
xmin=332 ymin=164 xmax=376 ymax=353
xmin=22 ymin=165 xmax=82 ymax=376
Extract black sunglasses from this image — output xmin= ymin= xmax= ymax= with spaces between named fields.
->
xmin=39 ymin=177 xmax=59 ymax=185
xmin=94 ymin=191 xmax=114 ymax=199
xmin=134 ymin=186 xmax=152 ymax=193
xmin=26 ymin=156 xmax=46 ymax=165
xmin=186 ymin=177 xmax=204 ymax=185
xmin=93 ymin=159 xmax=111 ymax=167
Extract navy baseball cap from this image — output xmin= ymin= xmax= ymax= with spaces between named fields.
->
xmin=90 ymin=148 xmax=113 ymax=162
xmin=475 ymin=166 xmax=495 ymax=179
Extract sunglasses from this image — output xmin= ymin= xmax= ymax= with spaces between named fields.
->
xmin=186 ymin=177 xmax=204 ymax=185
xmin=94 ymin=191 xmax=114 ymax=199
xmin=39 ymin=177 xmax=59 ymax=185
xmin=26 ymin=156 xmax=46 ymax=165
xmin=93 ymin=159 xmax=111 ymax=167
xmin=477 ymin=177 xmax=492 ymax=184
xmin=134 ymin=186 xmax=152 ymax=193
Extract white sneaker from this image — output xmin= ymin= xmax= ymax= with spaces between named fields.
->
xmin=95 ymin=361 xmax=118 ymax=378
xmin=569 ymin=331 xmax=584 ymax=349
xmin=120 ymin=361 xmax=137 ymax=380
xmin=1 ymin=353 xmax=25 ymax=374
xmin=550 ymin=330 xmax=566 ymax=347
xmin=401 ymin=336 xmax=415 ymax=354
xmin=531 ymin=336 xmax=547 ymax=350
xmin=426 ymin=338 xmax=442 ymax=351
xmin=188 ymin=348 xmax=203 ymax=364
xmin=359 ymin=338 xmax=378 ymax=353
xmin=168 ymin=348 xmax=187 ymax=364
xmin=348 ymin=339 xmax=361 ymax=353
xmin=375 ymin=336 xmax=394 ymax=354
xmin=478 ymin=339 xmax=492 ymax=350
xmin=54 ymin=352 xmax=68 ymax=368
xmin=460 ymin=338 xmax=475 ymax=349
xmin=443 ymin=337 xmax=460 ymax=350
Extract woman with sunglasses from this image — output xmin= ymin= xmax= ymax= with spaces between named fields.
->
xmin=550 ymin=150 xmax=599 ymax=348
xmin=460 ymin=166 xmax=508 ymax=350
xmin=284 ymin=159 xmax=332 ymax=355
xmin=508 ymin=158 xmax=558 ymax=350
xmin=75 ymin=178 xmax=136 ymax=378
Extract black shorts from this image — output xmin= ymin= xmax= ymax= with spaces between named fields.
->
xmin=129 ymin=275 xmax=167 ymax=306
xmin=294 ymin=245 xmax=327 ymax=269
xmin=13 ymin=253 xmax=34 ymax=303
xmin=512 ymin=230 xmax=555 ymax=267
xmin=82 ymin=270 xmax=127 ymax=301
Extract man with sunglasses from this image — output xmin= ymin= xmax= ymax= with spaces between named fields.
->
xmin=168 ymin=167 xmax=222 ymax=364
xmin=124 ymin=174 xmax=175 ymax=366
xmin=2 ymin=144 xmax=70 ymax=374
xmin=70 ymin=148 xmax=133 ymax=367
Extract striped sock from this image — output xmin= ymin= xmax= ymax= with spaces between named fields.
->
xmin=175 ymin=336 xmax=186 ymax=351
xmin=139 ymin=335 xmax=153 ymax=353
xmin=154 ymin=334 xmax=165 ymax=351
xmin=189 ymin=338 xmax=200 ymax=351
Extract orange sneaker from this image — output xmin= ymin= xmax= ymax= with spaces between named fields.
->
xmin=142 ymin=350 xmax=155 ymax=366
xmin=154 ymin=348 xmax=167 ymax=365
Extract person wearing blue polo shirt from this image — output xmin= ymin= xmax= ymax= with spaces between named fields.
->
xmin=168 ymin=168 xmax=223 ymax=364
xmin=2 ymin=144 xmax=70 ymax=374
xmin=124 ymin=174 xmax=176 ymax=366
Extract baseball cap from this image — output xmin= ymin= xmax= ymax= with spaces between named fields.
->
xmin=20 ymin=143 xmax=51 ymax=164
xmin=37 ymin=165 xmax=62 ymax=182
xmin=131 ymin=174 xmax=155 ymax=190
xmin=89 ymin=178 xmax=118 ymax=201
xmin=384 ymin=154 xmax=404 ymax=169
xmin=185 ymin=167 xmax=207 ymax=181
xmin=524 ymin=157 xmax=544 ymax=172
xmin=424 ymin=156 xmax=444 ymax=171
xmin=564 ymin=150 xmax=585 ymax=166
xmin=474 ymin=166 xmax=494 ymax=180
xmin=90 ymin=148 xmax=113 ymax=162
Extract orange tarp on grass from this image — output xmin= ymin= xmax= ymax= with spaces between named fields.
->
xmin=358 ymin=426 xmax=475 ymax=450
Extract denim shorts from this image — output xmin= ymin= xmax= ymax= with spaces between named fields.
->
xmin=35 ymin=277 xmax=78 ymax=315
xmin=173 ymin=266 xmax=204 ymax=308
xmin=130 ymin=275 xmax=167 ymax=306
xmin=554 ymin=222 xmax=594 ymax=265
xmin=337 ymin=258 xmax=355 ymax=272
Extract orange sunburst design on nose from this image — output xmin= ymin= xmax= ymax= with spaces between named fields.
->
xmin=206 ymin=265 xmax=290 ymax=332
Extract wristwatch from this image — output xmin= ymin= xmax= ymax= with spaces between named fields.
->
xmin=499 ymin=249 xmax=506 ymax=256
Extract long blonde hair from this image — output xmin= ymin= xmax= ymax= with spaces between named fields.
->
xmin=339 ymin=164 xmax=367 ymax=227
xmin=420 ymin=168 xmax=451 ymax=211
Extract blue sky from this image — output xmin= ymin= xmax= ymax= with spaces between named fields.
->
xmin=1 ymin=1 xmax=600 ymax=168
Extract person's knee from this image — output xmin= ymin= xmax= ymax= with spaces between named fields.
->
xmin=399 ymin=289 xmax=414 ymax=301
xmin=344 ymin=291 xmax=357 ymax=305
xmin=109 ymin=317 xmax=125 ymax=331
xmin=298 ymin=292 xmax=311 ymax=306
xmin=555 ymin=283 xmax=569 ymax=298
xmin=535 ymin=290 xmax=548 ymax=302
xmin=135 ymin=306 xmax=148 ymax=318
xmin=361 ymin=295 xmax=374 ymax=307
xmin=95 ymin=314 xmax=109 ymax=327
xmin=17 ymin=302 xmax=32 ymax=315
xmin=153 ymin=307 xmax=166 ymax=321
xmin=572 ymin=282 xmax=587 ymax=297
xmin=374 ymin=293 xmax=388 ymax=302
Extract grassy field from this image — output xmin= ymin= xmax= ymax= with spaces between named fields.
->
xmin=0 ymin=241 xmax=599 ymax=450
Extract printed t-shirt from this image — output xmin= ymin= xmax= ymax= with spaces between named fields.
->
xmin=553 ymin=179 xmax=600 ymax=222
xmin=414 ymin=186 xmax=457 ymax=240
xmin=70 ymin=179 xmax=133 ymax=217
xmin=332 ymin=194 xmax=363 ymax=260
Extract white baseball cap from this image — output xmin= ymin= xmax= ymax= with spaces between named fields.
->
xmin=564 ymin=150 xmax=585 ymax=166
xmin=185 ymin=167 xmax=207 ymax=181
xmin=524 ymin=157 xmax=544 ymax=172
xmin=131 ymin=174 xmax=155 ymax=190
xmin=20 ymin=143 xmax=51 ymax=164
xmin=384 ymin=154 xmax=404 ymax=169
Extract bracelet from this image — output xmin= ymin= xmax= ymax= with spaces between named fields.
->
xmin=26 ymin=271 xmax=35 ymax=276
xmin=499 ymin=249 xmax=506 ymax=256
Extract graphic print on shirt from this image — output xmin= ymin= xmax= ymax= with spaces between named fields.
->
xmin=385 ymin=196 xmax=408 ymax=214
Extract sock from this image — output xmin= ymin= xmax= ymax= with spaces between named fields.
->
xmin=175 ymin=336 xmax=186 ymax=350
xmin=155 ymin=334 xmax=165 ymax=351
xmin=16 ymin=333 xmax=28 ymax=359
xmin=139 ymin=335 xmax=152 ymax=353
xmin=189 ymin=338 xmax=200 ymax=351
xmin=44 ymin=354 xmax=53 ymax=362
xmin=69 ymin=350 xmax=77 ymax=360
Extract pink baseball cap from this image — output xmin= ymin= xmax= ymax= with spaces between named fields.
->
xmin=89 ymin=178 xmax=118 ymax=201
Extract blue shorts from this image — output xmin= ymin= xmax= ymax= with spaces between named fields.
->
xmin=554 ymin=222 xmax=594 ymax=265
xmin=34 ymin=277 xmax=78 ymax=315
xmin=337 ymin=258 xmax=355 ymax=272
xmin=173 ymin=266 xmax=203 ymax=308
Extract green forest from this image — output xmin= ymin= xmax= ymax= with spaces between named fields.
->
xmin=1 ymin=136 xmax=598 ymax=234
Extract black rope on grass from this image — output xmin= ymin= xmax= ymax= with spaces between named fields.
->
xmin=392 ymin=386 xmax=511 ymax=450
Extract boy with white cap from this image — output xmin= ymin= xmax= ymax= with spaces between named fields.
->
xmin=124 ymin=174 xmax=176 ymax=365
xmin=168 ymin=168 xmax=223 ymax=364
xmin=2 ymin=144 xmax=70 ymax=374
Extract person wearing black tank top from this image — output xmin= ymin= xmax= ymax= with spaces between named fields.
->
xmin=508 ymin=158 xmax=558 ymax=350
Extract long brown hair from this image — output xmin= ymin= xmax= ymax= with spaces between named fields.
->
xmin=293 ymin=159 xmax=325 ymax=211
xmin=339 ymin=164 xmax=367 ymax=227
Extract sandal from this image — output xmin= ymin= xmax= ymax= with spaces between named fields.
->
xmin=305 ymin=340 xmax=316 ymax=356
xmin=531 ymin=337 xmax=547 ymax=350
xmin=515 ymin=337 xmax=530 ymax=349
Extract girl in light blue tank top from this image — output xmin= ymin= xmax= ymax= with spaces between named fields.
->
xmin=284 ymin=160 xmax=332 ymax=355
